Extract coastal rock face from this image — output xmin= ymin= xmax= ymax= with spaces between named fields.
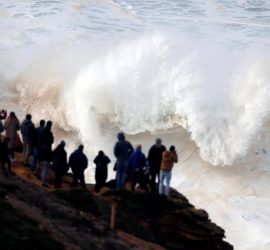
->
xmin=0 ymin=167 xmax=233 ymax=250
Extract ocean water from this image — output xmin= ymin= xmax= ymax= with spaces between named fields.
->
xmin=1 ymin=0 xmax=270 ymax=249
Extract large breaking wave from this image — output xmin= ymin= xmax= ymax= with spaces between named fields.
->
xmin=1 ymin=32 xmax=270 ymax=165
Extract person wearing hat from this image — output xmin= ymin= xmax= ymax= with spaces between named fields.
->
xmin=52 ymin=140 xmax=68 ymax=188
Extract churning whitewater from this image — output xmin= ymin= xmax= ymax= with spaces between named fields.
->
xmin=1 ymin=0 xmax=270 ymax=249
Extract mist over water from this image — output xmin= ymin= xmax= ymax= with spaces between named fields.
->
xmin=1 ymin=0 xmax=270 ymax=249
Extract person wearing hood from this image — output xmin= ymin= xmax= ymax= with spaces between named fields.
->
xmin=93 ymin=150 xmax=111 ymax=192
xmin=114 ymin=132 xmax=134 ymax=189
xmin=128 ymin=144 xmax=147 ymax=191
xmin=159 ymin=145 xmax=178 ymax=196
xmin=52 ymin=140 xmax=68 ymax=188
xmin=20 ymin=114 xmax=36 ymax=166
xmin=4 ymin=111 xmax=20 ymax=160
xmin=69 ymin=145 xmax=88 ymax=188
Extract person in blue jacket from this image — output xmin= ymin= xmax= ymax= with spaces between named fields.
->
xmin=128 ymin=144 xmax=148 ymax=191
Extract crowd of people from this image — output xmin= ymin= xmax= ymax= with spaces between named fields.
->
xmin=0 ymin=110 xmax=178 ymax=196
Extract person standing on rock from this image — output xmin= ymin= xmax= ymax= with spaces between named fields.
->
xmin=37 ymin=121 xmax=54 ymax=188
xmin=20 ymin=114 xmax=36 ymax=166
xmin=69 ymin=145 xmax=88 ymax=188
xmin=52 ymin=140 xmax=68 ymax=189
xmin=147 ymin=138 xmax=166 ymax=192
xmin=128 ymin=144 xmax=148 ymax=191
xmin=114 ymin=132 xmax=134 ymax=189
xmin=159 ymin=145 xmax=178 ymax=196
xmin=31 ymin=119 xmax=46 ymax=171
xmin=93 ymin=150 xmax=111 ymax=192
xmin=4 ymin=111 xmax=20 ymax=161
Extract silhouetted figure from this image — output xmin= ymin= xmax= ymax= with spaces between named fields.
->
xmin=52 ymin=140 xmax=68 ymax=188
xmin=0 ymin=109 xmax=7 ymax=120
xmin=20 ymin=114 xmax=36 ymax=166
xmin=38 ymin=144 xmax=51 ymax=188
xmin=31 ymin=119 xmax=45 ymax=171
xmin=38 ymin=120 xmax=54 ymax=152
xmin=37 ymin=121 xmax=54 ymax=188
xmin=4 ymin=112 xmax=20 ymax=160
xmin=159 ymin=145 xmax=178 ymax=196
xmin=114 ymin=132 xmax=134 ymax=189
xmin=93 ymin=150 xmax=111 ymax=192
xmin=128 ymin=144 xmax=148 ymax=191
xmin=69 ymin=145 xmax=88 ymax=188
xmin=0 ymin=137 xmax=11 ymax=172
xmin=147 ymin=138 xmax=166 ymax=192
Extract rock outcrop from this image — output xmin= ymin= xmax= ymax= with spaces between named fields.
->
xmin=0 ymin=164 xmax=233 ymax=250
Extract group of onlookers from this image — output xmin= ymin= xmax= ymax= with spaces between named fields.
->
xmin=1 ymin=110 xmax=178 ymax=196
xmin=113 ymin=133 xmax=178 ymax=196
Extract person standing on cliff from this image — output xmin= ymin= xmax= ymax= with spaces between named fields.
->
xmin=128 ymin=144 xmax=148 ymax=191
xmin=93 ymin=150 xmax=111 ymax=192
xmin=69 ymin=145 xmax=88 ymax=188
xmin=4 ymin=111 xmax=20 ymax=161
xmin=114 ymin=132 xmax=134 ymax=189
xmin=147 ymin=138 xmax=166 ymax=192
xmin=20 ymin=114 xmax=36 ymax=166
xmin=31 ymin=119 xmax=46 ymax=171
xmin=159 ymin=145 xmax=178 ymax=196
xmin=52 ymin=140 xmax=68 ymax=189
xmin=37 ymin=121 xmax=54 ymax=188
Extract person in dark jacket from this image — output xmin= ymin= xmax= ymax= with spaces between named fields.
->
xmin=128 ymin=144 xmax=148 ymax=191
xmin=20 ymin=114 xmax=36 ymax=166
xmin=31 ymin=119 xmax=45 ymax=171
xmin=114 ymin=132 xmax=134 ymax=189
xmin=52 ymin=140 xmax=68 ymax=188
xmin=0 ymin=137 xmax=11 ymax=172
xmin=93 ymin=150 xmax=111 ymax=192
xmin=69 ymin=145 xmax=88 ymax=188
xmin=38 ymin=120 xmax=54 ymax=151
xmin=39 ymin=144 xmax=51 ymax=188
xmin=147 ymin=138 xmax=166 ymax=192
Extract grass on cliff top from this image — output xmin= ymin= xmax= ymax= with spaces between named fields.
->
xmin=0 ymin=198 xmax=64 ymax=250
